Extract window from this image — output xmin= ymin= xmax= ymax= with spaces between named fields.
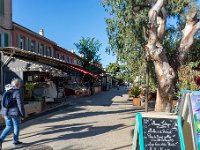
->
xmin=66 ymin=56 xmax=70 ymax=63
xmin=46 ymin=47 xmax=52 ymax=57
xmin=49 ymin=47 xmax=52 ymax=57
xmin=62 ymin=55 xmax=65 ymax=61
xmin=4 ymin=33 xmax=8 ymax=47
xmin=46 ymin=47 xmax=49 ymax=56
xmin=39 ymin=44 xmax=44 ymax=55
xmin=20 ymin=37 xmax=24 ymax=49
xmin=44 ymin=45 xmax=47 ymax=56
xmin=71 ymin=58 xmax=74 ymax=64
xmin=57 ymin=53 xmax=59 ymax=59
xmin=0 ymin=0 xmax=4 ymax=15
xmin=30 ymin=40 xmax=35 ymax=52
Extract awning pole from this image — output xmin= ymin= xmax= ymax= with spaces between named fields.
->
xmin=81 ymin=74 xmax=86 ymax=84
xmin=1 ymin=49 xmax=16 ymax=93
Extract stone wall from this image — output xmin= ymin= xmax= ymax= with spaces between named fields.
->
xmin=0 ymin=101 xmax=43 ymax=125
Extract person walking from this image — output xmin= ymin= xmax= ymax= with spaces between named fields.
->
xmin=0 ymin=78 xmax=25 ymax=149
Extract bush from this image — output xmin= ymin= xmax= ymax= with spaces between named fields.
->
xmin=130 ymin=86 xmax=141 ymax=98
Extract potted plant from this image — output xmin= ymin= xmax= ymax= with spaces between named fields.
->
xmin=130 ymin=86 xmax=141 ymax=106
xmin=24 ymin=82 xmax=36 ymax=100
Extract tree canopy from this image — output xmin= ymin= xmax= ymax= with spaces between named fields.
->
xmin=74 ymin=37 xmax=102 ymax=67
xmin=102 ymin=0 xmax=200 ymax=111
xmin=102 ymin=0 xmax=200 ymax=80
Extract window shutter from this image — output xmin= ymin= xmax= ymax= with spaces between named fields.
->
xmin=17 ymin=34 xmax=21 ymax=48
xmin=29 ymin=39 xmax=31 ymax=51
xmin=4 ymin=33 xmax=9 ymax=47
xmin=0 ymin=0 xmax=4 ymax=15
xmin=35 ymin=41 xmax=38 ymax=53
xmin=44 ymin=45 xmax=47 ymax=56
xmin=49 ymin=48 xmax=52 ymax=57
xmin=25 ymin=37 xmax=29 ymax=50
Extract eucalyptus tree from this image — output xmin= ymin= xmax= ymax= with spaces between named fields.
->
xmin=102 ymin=0 xmax=200 ymax=111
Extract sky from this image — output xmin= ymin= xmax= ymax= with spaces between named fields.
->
xmin=12 ymin=0 xmax=117 ymax=68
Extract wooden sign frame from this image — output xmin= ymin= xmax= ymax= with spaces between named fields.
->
xmin=178 ymin=91 xmax=200 ymax=150
xmin=132 ymin=112 xmax=185 ymax=150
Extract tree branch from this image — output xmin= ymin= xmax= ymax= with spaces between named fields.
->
xmin=178 ymin=12 xmax=200 ymax=65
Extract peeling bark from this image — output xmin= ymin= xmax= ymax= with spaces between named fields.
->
xmin=146 ymin=0 xmax=200 ymax=112
xmin=178 ymin=12 xmax=200 ymax=65
xmin=146 ymin=0 xmax=175 ymax=112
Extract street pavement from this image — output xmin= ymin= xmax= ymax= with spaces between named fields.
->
xmin=2 ymin=87 xmax=146 ymax=150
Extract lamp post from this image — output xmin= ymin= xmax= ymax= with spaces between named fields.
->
xmin=145 ymin=61 xmax=149 ymax=112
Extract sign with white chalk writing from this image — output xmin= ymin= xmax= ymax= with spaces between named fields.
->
xmin=143 ymin=117 xmax=180 ymax=150
xmin=132 ymin=113 xmax=185 ymax=150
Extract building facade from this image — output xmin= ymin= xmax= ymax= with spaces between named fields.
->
xmin=0 ymin=0 xmax=12 ymax=47
xmin=0 ymin=0 xmax=83 ymax=67
xmin=12 ymin=23 xmax=55 ymax=58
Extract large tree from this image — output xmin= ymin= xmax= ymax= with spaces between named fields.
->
xmin=102 ymin=0 xmax=200 ymax=111
xmin=74 ymin=37 xmax=102 ymax=68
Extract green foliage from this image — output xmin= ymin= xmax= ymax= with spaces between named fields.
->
xmin=130 ymin=86 xmax=141 ymax=98
xmin=106 ymin=63 xmax=120 ymax=75
xmin=102 ymin=0 xmax=200 ymax=93
xmin=74 ymin=37 xmax=102 ymax=67
xmin=25 ymin=83 xmax=36 ymax=91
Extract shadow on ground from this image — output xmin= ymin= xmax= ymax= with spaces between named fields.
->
xmin=4 ymin=89 xmax=147 ymax=150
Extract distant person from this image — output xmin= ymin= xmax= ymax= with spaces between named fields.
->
xmin=0 ymin=79 xmax=25 ymax=149
xmin=89 ymin=80 xmax=93 ymax=95
xmin=117 ymin=83 xmax=119 ymax=90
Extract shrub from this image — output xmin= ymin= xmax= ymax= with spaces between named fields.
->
xmin=130 ymin=86 xmax=141 ymax=98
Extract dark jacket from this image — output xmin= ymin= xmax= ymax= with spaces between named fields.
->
xmin=1 ymin=89 xmax=25 ymax=117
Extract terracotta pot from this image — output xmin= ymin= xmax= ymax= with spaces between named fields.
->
xmin=132 ymin=97 xmax=141 ymax=106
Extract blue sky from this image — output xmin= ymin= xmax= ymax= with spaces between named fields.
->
xmin=12 ymin=0 xmax=117 ymax=68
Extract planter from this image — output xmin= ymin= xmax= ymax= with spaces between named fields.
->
xmin=133 ymin=97 xmax=141 ymax=106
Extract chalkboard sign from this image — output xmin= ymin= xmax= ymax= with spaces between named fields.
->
xmin=143 ymin=117 xmax=181 ymax=150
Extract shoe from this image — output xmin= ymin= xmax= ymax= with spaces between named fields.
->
xmin=13 ymin=141 xmax=23 ymax=145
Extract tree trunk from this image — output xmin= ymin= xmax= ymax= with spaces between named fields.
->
xmin=155 ymin=88 xmax=168 ymax=111
xmin=146 ymin=0 xmax=200 ymax=112
xmin=154 ymin=60 xmax=175 ymax=111
xmin=145 ymin=0 xmax=175 ymax=111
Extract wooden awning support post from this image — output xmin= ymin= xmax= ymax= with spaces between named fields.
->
xmin=1 ymin=49 xmax=16 ymax=93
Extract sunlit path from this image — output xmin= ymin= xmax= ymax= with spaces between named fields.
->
xmin=2 ymin=88 xmax=145 ymax=150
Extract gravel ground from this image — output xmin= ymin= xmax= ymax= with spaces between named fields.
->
xmin=2 ymin=88 xmax=145 ymax=150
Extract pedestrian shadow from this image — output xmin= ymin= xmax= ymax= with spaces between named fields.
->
xmin=3 ymin=89 xmax=141 ymax=149
xmin=18 ymin=90 xmax=134 ymax=129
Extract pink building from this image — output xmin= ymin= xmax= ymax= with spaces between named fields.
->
xmin=12 ymin=23 xmax=55 ymax=58
xmin=0 ymin=0 xmax=12 ymax=47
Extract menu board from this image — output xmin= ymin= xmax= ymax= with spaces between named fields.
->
xmin=190 ymin=94 xmax=200 ymax=149
xmin=142 ymin=117 xmax=181 ymax=150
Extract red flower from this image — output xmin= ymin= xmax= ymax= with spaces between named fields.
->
xmin=195 ymin=76 xmax=200 ymax=86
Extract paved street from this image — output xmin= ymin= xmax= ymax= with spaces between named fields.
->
xmin=3 ymin=88 xmax=145 ymax=150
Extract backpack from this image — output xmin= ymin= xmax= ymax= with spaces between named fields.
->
xmin=2 ymin=90 xmax=16 ymax=108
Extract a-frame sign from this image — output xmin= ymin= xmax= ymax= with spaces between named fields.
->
xmin=132 ymin=112 xmax=185 ymax=150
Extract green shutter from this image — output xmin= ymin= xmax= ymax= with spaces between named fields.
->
xmin=17 ymin=34 xmax=21 ymax=48
xmin=0 ymin=0 xmax=4 ymax=15
xmin=26 ymin=37 xmax=29 ymax=50
xmin=4 ymin=33 xmax=9 ymax=47
xmin=49 ymin=48 xmax=52 ymax=57
xmin=35 ymin=41 xmax=38 ymax=53
xmin=39 ymin=43 xmax=41 ymax=54
xmin=44 ymin=45 xmax=47 ymax=56
xmin=29 ymin=39 xmax=31 ymax=51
